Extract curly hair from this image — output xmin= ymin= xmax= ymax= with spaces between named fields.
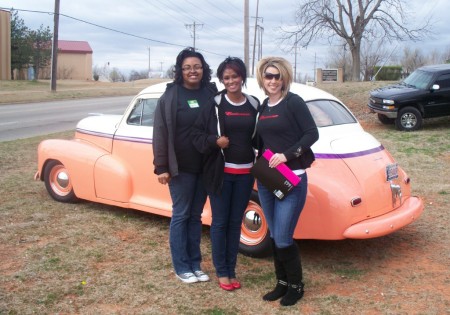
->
xmin=173 ymin=47 xmax=212 ymax=87
xmin=216 ymin=57 xmax=247 ymax=86
xmin=256 ymin=56 xmax=293 ymax=99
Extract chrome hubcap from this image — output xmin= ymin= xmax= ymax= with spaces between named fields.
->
xmin=56 ymin=171 xmax=69 ymax=188
xmin=243 ymin=210 xmax=262 ymax=233
xmin=401 ymin=113 xmax=417 ymax=128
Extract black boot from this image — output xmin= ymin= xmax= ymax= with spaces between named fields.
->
xmin=277 ymin=243 xmax=305 ymax=306
xmin=262 ymin=240 xmax=288 ymax=301
xmin=280 ymin=282 xmax=304 ymax=306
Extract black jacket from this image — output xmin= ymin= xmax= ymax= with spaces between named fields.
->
xmin=152 ymin=81 xmax=218 ymax=176
xmin=191 ymin=89 xmax=260 ymax=194
xmin=256 ymin=92 xmax=319 ymax=170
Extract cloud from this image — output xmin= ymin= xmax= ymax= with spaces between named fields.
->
xmin=1 ymin=0 xmax=449 ymax=79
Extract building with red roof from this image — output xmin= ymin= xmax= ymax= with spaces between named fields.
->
xmin=56 ymin=40 xmax=93 ymax=80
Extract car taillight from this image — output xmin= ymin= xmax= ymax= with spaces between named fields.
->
xmin=351 ymin=197 xmax=362 ymax=207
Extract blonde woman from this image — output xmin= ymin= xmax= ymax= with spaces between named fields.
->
xmin=255 ymin=57 xmax=318 ymax=306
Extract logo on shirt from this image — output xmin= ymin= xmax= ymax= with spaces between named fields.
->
xmin=225 ymin=111 xmax=251 ymax=116
xmin=187 ymin=100 xmax=199 ymax=108
xmin=259 ymin=114 xmax=279 ymax=120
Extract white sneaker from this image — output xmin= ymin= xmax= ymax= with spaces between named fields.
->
xmin=176 ymin=272 xmax=198 ymax=283
xmin=194 ymin=270 xmax=210 ymax=282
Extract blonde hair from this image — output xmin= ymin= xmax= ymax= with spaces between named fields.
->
xmin=256 ymin=56 xmax=293 ymax=99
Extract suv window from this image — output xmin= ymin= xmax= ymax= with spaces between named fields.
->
xmin=127 ymin=98 xmax=158 ymax=126
xmin=403 ymin=70 xmax=434 ymax=89
xmin=435 ymin=74 xmax=450 ymax=89
xmin=307 ymin=100 xmax=356 ymax=127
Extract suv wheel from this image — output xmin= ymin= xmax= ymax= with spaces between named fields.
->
xmin=377 ymin=113 xmax=395 ymax=125
xmin=395 ymin=106 xmax=422 ymax=131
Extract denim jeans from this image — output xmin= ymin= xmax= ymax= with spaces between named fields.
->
xmin=168 ymin=171 xmax=207 ymax=275
xmin=209 ymin=173 xmax=254 ymax=278
xmin=256 ymin=172 xmax=308 ymax=248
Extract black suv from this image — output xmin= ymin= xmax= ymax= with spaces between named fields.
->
xmin=368 ymin=64 xmax=450 ymax=131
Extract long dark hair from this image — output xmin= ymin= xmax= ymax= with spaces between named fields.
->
xmin=216 ymin=57 xmax=247 ymax=86
xmin=173 ymin=47 xmax=212 ymax=87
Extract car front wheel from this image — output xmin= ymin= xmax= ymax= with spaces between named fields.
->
xmin=239 ymin=191 xmax=272 ymax=258
xmin=43 ymin=160 xmax=78 ymax=203
xmin=396 ymin=106 xmax=422 ymax=131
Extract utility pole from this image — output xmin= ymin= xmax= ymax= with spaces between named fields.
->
xmin=50 ymin=0 xmax=60 ymax=91
xmin=185 ymin=21 xmax=203 ymax=49
xmin=258 ymin=25 xmax=263 ymax=60
xmin=244 ymin=0 xmax=249 ymax=73
xmin=251 ymin=0 xmax=260 ymax=76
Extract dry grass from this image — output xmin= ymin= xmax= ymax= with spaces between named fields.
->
xmin=0 ymin=81 xmax=449 ymax=314
xmin=0 ymin=79 xmax=169 ymax=104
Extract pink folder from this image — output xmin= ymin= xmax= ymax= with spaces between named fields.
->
xmin=262 ymin=149 xmax=301 ymax=186
xmin=251 ymin=149 xmax=301 ymax=200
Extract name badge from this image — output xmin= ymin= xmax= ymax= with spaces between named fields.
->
xmin=187 ymin=100 xmax=199 ymax=108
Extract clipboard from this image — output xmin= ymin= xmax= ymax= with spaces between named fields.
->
xmin=251 ymin=149 xmax=301 ymax=200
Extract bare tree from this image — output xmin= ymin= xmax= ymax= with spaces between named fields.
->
xmin=442 ymin=46 xmax=450 ymax=63
xmin=324 ymin=43 xmax=352 ymax=81
xmin=399 ymin=47 xmax=426 ymax=75
xmin=280 ymin=0 xmax=430 ymax=81
xmin=360 ymin=40 xmax=388 ymax=81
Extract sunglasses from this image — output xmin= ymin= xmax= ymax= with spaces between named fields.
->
xmin=264 ymin=72 xmax=281 ymax=81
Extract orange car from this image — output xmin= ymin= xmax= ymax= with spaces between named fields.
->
xmin=35 ymin=79 xmax=424 ymax=257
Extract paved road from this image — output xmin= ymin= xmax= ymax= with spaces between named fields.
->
xmin=0 ymin=96 xmax=133 ymax=142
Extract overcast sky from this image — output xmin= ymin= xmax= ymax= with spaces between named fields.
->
xmin=1 ymin=0 xmax=449 ymax=79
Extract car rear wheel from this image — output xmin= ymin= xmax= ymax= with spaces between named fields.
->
xmin=396 ymin=106 xmax=422 ymax=131
xmin=44 ymin=160 xmax=78 ymax=203
xmin=239 ymin=191 xmax=272 ymax=258
xmin=377 ymin=113 xmax=395 ymax=125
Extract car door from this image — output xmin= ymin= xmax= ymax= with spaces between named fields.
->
xmin=112 ymin=94 xmax=173 ymax=214
xmin=425 ymin=73 xmax=450 ymax=117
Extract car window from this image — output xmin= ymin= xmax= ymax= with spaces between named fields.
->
xmin=126 ymin=98 xmax=158 ymax=126
xmin=403 ymin=70 xmax=434 ymax=90
xmin=434 ymin=74 xmax=450 ymax=89
xmin=306 ymin=100 xmax=356 ymax=127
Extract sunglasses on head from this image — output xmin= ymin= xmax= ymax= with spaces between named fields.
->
xmin=264 ymin=73 xmax=281 ymax=80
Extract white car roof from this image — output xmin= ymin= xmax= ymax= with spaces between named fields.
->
xmin=138 ymin=77 xmax=341 ymax=104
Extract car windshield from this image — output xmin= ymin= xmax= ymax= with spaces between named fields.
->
xmin=127 ymin=98 xmax=158 ymax=126
xmin=306 ymin=100 xmax=356 ymax=127
xmin=402 ymin=70 xmax=433 ymax=90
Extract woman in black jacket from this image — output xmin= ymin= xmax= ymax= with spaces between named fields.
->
xmin=255 ymin=56 xmax=319 ymax=306
xmin=153 ymin=47 xmax=217 ymax=284
xmin=192 ymin=57 xmax=259 ymax=291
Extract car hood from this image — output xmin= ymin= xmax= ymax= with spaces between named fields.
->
xmin=370 ymin=83 xmax=420 ymax=99
xmin=76 ymin=114 xmax=122 ymax=136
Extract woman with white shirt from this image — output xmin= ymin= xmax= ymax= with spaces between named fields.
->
xmin=192 ymin=57 xmax=260 ymax=291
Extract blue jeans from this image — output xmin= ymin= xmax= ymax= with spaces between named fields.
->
xmin=168 ymin=171 xmax=207 ymax=275
xmin=257 ymin=172 xmax=308 ymax=248
xmin=209 ymin=173 xmax=254 ymax=278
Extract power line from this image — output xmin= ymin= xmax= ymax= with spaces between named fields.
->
xmin=146 ymin=0 xmax=242 ymax=43
xmin=185 ymin=0 xmax=241 ymax=25
xmin=4 ymin=7 xmax=229 ymax=57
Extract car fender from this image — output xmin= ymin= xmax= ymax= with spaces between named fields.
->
xmin=37 ymin=139 xmax=108 ymax=201
xmin=93 ymin=154 xmax=133 ymax=202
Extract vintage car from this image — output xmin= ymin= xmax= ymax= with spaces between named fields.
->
xmin=35 ymin=78 xmax=424 ymax=257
